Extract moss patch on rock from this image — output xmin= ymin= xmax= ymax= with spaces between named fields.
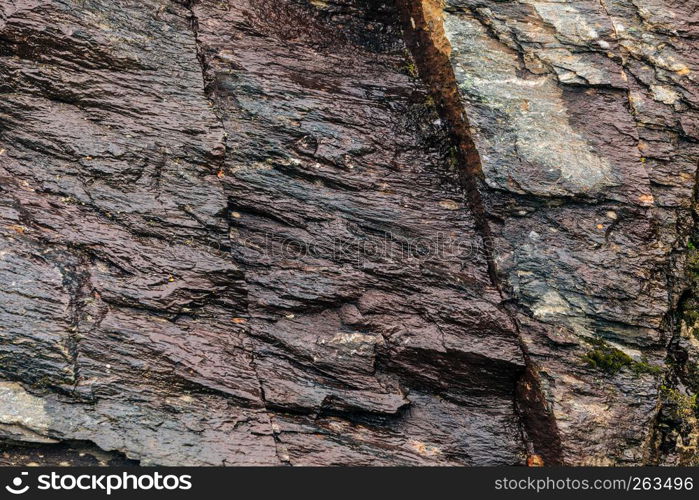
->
xmin=582 ymin=338 xmax=662 ymax=376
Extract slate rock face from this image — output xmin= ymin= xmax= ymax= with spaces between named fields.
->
xmin=0 ymin=0 xmax=697 ymax=466
xmin=400 ymin=0 xmax=698 ymax=465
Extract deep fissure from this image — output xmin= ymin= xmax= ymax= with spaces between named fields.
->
xmin=394 ymin=0 xmax=564 ymax=464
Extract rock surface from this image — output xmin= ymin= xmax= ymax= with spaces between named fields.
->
xmin=401 ymin=0 xmax=699 ymax=465
xmin=0 ymin=0 xmax=697 ymax=465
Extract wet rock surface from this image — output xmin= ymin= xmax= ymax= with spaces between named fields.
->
xmin=0 ymin=441 xmax=137 ymax=467
xmin=0 ymin=0 xmax=697 ymax=465
xmin=401 ymin=0 xmax=698 ymax=464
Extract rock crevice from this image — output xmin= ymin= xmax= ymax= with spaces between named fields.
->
xmin=395 ymin=0 xmax=563 ymax=465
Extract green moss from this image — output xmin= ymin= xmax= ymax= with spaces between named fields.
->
xmin=683 ymin=241 xmax=699 ymax=334
xmin=661 ymin=385 xmax=698 ymax=420
xmin=683 ymin=312 xmax=699 ymax=342
xmin=630 ymin=356 xmax=663 ymax=376
xmin=685 ymin=310 xmax=699 ymax=325
xmin=582 ymin=338 xmax=662 ymax=376
xmin=447 ymin=146 xmax=459 ymax=171
xmin=687 ymin=246 xmax=699 ymax=277
xmin=687 ymin=363 xmax=699 ymax=395
xmin=401 ymin=60 xmax=419 ymax=78
xmin=583 ymin=344 xmax=632 ymax=375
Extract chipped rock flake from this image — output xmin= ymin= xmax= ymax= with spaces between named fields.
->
xmin=444 ymin=13 xmax=617 ymax=198
xmin=0 ymin=383 xmax=53 ymax=442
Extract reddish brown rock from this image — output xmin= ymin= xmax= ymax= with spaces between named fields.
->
xmin=0 ymin=0 xmax=697 ymax=466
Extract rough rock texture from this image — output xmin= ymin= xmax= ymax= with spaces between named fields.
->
xmin=0 ymin=441 xmax=137 ymax=466
xmin=0 ymin=0 xmax=697 ymax=465
xmin=400 ymin=0 xmax=698 ymax=465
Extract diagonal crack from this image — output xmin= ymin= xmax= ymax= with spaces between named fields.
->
xmin=184 ymin=0 xmax=289 ymax=466
xmin=395 ymin=0 xmax=564 ymax=465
